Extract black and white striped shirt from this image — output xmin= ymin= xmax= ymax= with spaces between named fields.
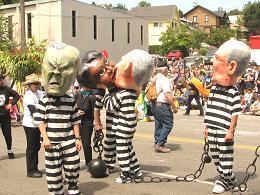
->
xmin=102 ymin=89 xmax=137 ymax=138
xmin=204 ymin=85 xmax=242 ymax=131
xmin=34 ymin=94 xmax=81 ymax=143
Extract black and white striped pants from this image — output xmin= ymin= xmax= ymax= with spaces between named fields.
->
xmin=208 ymin=127 xmax=236 ymax=186
xmin=103 ymin=111 xmax=117 ymax=169
xmin=45 ymin=139 xmax=80 ymax=195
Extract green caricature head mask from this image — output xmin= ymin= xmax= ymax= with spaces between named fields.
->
xmin=42 ymin=41 xmax=80 ymax=96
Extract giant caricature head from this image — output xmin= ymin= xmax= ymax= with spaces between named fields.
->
xmin=77 ymin=50 xmax=108 ymax=89
xmin=114 ymin=49 xmax=154 ymax=91
xmin=211 ymin=40 xmax=251 ymax=86
xmin=42 ymin=41 xmax=80 ymax=96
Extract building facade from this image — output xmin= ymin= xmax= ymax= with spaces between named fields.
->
xmin=128 ymin=5 xmax=180 ymax=46
xmin=183 ymin=5 xmax=229 ymax=34
xmin=0 ymin=0 xmax=148 ymax=61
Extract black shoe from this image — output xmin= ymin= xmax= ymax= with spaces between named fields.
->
xmin=35 ymin=169 xmax=43 ymax=174
xmin=27 ymin=172 xmax=43 ymax=178
xmin=8 ymin=152 xmax=15 ymax=159
xmin=198 ymin=114 xmax=204 ymax=116
xmin=183 ymin=113 xmax=189 ymax=116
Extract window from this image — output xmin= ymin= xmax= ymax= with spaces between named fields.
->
xmin=93 ymin=15 xmax=97 ymax=40
xmin=205 ymin=15 xmax=209 ymax=22
xmin=72 ymin=10 xmax=76 ymax=37
xmin=112 ymin=19 xmax=114 ymax=42
xmin=27 ymin=13 xmax=32 ymax=38
xmin=141 ymin=25 xmax=143 ymax=45
xmin=127 ymin=22 xmax=130 ymax=43
xmin=8 ymin=16 xmax=13 ymax=40
xmin=154 ymin=22 xmax=163 ymax=27
xmin=193 ymin=16 xmax=197 ymax=22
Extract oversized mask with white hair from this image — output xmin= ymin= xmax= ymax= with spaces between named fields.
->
xmin=211 ymin=40 xmax=251 ymax=86
xmin=42 ymin=41 xmax=80 ymax=96
xmin=114 ymin=49 xmax=154 ymax=91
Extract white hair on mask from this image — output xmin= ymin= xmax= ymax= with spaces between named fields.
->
xmin=219 ymin=40 xmax=251 ymax=76
xmin=122 ymin=49 xmax=154 ymax=87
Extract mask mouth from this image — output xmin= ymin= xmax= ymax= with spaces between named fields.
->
xmin=49 ymin=81 xmax=60 ymax=87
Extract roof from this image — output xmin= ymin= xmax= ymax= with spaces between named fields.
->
xmin=184 ymin=5 xmax=226 ymax=18
xmin=128 ymin=5 xmax=177 ymax=21
xmin=0 ymin=0 xmax=58 ymax=10
xmin=214 ymin=11 xmax=226 ymax=18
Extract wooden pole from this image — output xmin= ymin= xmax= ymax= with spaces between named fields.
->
xmin=20 ymin=0 xmax=26 ymax=51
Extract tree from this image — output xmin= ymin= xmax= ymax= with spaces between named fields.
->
xmin=114 ymin=3 xmax=128 ymax=11
xmin=138 ymin=1 xmax=151 ymax=7
xmin=242 ymin=1 xmax=260 ymax=33
xmin=0 ymin=11 xmax=16 ymax=52
xmin=0 ymin=0 xmax=31 ymax=5
xmin=227 ymin=9 xmax=242 ymax=15
xmin=159 ymin=24 xmax=192 ymax=56
xmin=190 ymin=29 xmax=208 ymax=49
xmin=206 ymin=27 xmax=236 ymax=47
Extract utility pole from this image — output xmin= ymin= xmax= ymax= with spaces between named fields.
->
xmin=20 ymin=0 xmax=26 ymax=51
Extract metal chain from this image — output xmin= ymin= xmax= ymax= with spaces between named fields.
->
xmin=93 ymin=130 xmax=104 ymax=158
xmin=231 ymin=144 xmax=260 ymax=193
xmin=134 ymin=137 xmax=212 ymax=183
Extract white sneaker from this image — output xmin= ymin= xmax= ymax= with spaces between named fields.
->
xmin=212 ymin=180 xmax=228 ymax=194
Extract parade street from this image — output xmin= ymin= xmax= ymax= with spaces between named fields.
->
xmin=0 ymin=110 xmax=259 ymax=195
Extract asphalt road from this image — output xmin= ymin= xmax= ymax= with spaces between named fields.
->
xmin=0 ymin=110 xmax=259 ymax=195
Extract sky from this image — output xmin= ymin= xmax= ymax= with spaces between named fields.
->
xmin=80 ymin=0 xmax=255 ymax=13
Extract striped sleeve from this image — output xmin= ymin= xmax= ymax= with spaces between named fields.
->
xmin=95 ymin=89 xmax=105 ymax=110
xmin=232 ymin=90 xmax=242 ymax=116
xmin=102 ymin=91 xmax=122 ymax=112
xmin=71 ymin=100 xmax=81 ymax=125
xmin=34 ymin=98 xmax=46 ymax=125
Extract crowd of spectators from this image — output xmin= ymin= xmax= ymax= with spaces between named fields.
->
xmin=150 ymin=58 xmax=260 ymax=116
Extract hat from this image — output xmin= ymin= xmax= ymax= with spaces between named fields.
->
xmin=24 ymin=74 xmax=41 ymax=85
xmin=0 ymin=74 xmax=5 ymax=80
xmin=157 ymin=61 xmax=169 ymax=69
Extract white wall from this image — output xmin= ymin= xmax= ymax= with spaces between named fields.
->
xmin=61 ymin=0 xmax=148 ymax=61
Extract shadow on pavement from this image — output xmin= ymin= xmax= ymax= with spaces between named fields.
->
xmin=0 ymin=152 xmax=25 ymax=160
xmin=165 ymin=143 xmax=182 ymax=151
xmin=205 ymin=171 xmax=258 ymax=183
xmin=140 ymin=164 xmax=170 ymax=173
xmin=79 ymin=181 xmax=109 ymax=195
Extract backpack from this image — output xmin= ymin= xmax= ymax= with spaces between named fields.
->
xmin=145 ymin=82 xmax=157 ymax=101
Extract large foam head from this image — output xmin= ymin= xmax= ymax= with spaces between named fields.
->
xmin=211 ymin=40 xmax=251 ymax=86
xmin=115 ymin=49 xmax=154 ymax=91
xmin=42 ymin=41 xmax=80 ymax=96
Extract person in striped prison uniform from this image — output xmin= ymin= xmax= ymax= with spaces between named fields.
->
xmin=34 ymin=41 xmax=82 ymax=195
xmin=102 ymin=49 xmax=154 ymax=183
xmin=204 ymin=40 xmax=251 ymax=194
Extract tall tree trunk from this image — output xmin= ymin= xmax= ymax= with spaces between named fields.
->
xmin=19 ymin=0 xmax=26 ymax=51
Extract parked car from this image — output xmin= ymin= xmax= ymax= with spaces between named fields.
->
xmin=183 ymin=53 xmax=203 ymax=67
xmin=204 ymin=49 xmax=217 ymax=65
xmin=167 ymin=50 xmax=183 ymax=61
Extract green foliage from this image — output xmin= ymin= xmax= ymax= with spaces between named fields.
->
xmin=199 ymin=48 xmax=208 ymax=56
xmin=206 ymin=27 xmax=236 ymax=47
xmin=242 ymin=1 xmax=260 ymax=32
xmin=149 ymin=45 xmax=160 ymax=54
xmin=159 ymin=24 xmax=207 ymax=56
xmin=227 ymin=9 xmax=242 ymax=15
xmin=138 ymin=1 xmax=151 ymax=7
xmin=0 ymin=11 xmax=16 ymax=52
xmin=0 ymin=51 xmax=13 ymax=75
xmin=113 ymin=3 xmax=128 ymax=11
xmin=8 ymin=38 xmax=47 ymax=82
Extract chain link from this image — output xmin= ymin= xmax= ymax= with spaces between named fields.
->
xmin=134 ymin=137 xmax=212 ymax=184
xmin=231 ymin=144 xmax=259 ymax=193
xmin=92 ymin=130 xmax=259 ymax=192
xmin=93 ymin=130 xmax=104 ymax=157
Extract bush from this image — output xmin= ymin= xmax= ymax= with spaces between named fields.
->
xmin=199 ymin=48 xmax=208 ymax=56
xmin=149 ymin=45 xmax=161 ymax=54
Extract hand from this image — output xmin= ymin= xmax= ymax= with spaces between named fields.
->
xmin=43 ymin=138 xmax=52 ymax=150
xmin=97 ymin=83 xmax=107 ymax=90
xmin=204 ymin=128 xmax=208 ymax=138
xmin=5 ymin=104 xmax=12 ymax=110
xmin=94 ymin=123 xmax=103 ymax=131
xmin=172 ymin=108 xmax=178 ymax=113
xmin=78 ymin=110 xmax=85 ymax=116
xmin=225 ymin=131 xmax=234 ymax=142
xmin=75 ymin=139 xmax=82 ymax=151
